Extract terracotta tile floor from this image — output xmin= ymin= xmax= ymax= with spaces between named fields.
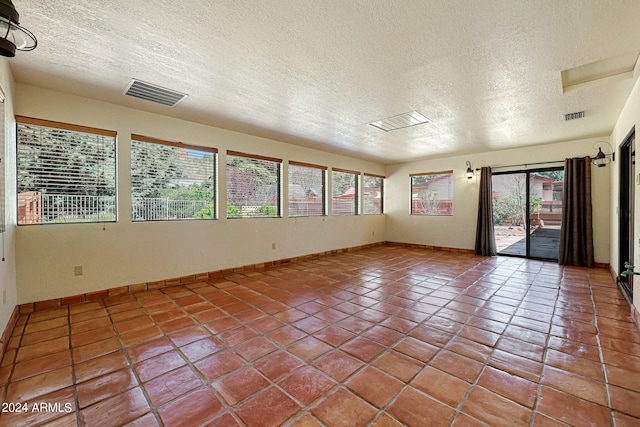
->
xmin=2 ymin=246 xmax=640 ymax=426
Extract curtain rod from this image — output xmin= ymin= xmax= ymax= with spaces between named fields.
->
xmin=476 ymin=159 xmax=567 ymax=171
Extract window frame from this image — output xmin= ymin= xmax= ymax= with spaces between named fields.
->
xmin=16 ymin=116 xmax=118 ymax=226
xmin=288 ymin=160 xmax=327 ymax=218
xmin=130 ymin=134 xmax=217 ymax=222
xmin=410 ymin=170 xmax=454 ymax=216
xmin=331 ymin=168 xmax=360 ymax=216
xmin=226 ymin=150 xmax=282 ymax=219
xmin=363 ymin=173 xmax=384 ymax=215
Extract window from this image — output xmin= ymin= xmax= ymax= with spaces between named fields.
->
xmin=332 ymin=169 xmax=359 ymax=216
xmin=363 ymin=174 xmax=384 ymax=214
xmin=0 ymin=97 xmax=4 ymax=233
xmin=410 ymin=170 xmax=453 ymax=215
xmin=288 ymin=161 xmax=326 ymax=217
xmin=227 ymin=151 xmax=281 ymax=218
xmin=16 ymin=117 xmax=117 ymax=225
xmin=131 ymin=135 xmax=216 ymax=221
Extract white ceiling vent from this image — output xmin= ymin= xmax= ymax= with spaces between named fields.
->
xmin=123 ymin=79 xmax=187 ymax=107
xmin=368 ymin=111 xmax=431 ymax=132
xmin=562 ymin=111 xmax=585 ymax=121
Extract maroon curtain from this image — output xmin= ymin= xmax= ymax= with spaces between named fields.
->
xmin=475 ymin=167 xmax=496 ymax=256
xmin=559 ymin=157 xmax=594 ymax=267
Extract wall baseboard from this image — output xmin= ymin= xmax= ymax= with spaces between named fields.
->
xmin=0 ymin=305 xmax=19 ymax=360
xmin=606 ymin=263 xmax=617 ymax=282
xmin=19 ymin=241 xmax=390 ymax=314
xmin=2 ymin=241 xmax=632 ymax=360
xmin=19 ymin=241 xmax=474 ymax=314
xmin=632 ymin=303 xmax=640 ymax=332
xmin=17 ymin=242 xmax=615 ymax=315
xmin=385 ymin=241 xmax=475 ymax=254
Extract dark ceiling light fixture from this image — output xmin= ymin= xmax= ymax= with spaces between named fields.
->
xmin=592 ymin=141 xmax=615 ymax=168
xmin=0 ymin=0 xmax=37 ymax=57
xmin=465 ymin=161 xmax=474 ymax=179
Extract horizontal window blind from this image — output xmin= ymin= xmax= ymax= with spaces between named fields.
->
xmin=131 ymin=136 xmax=216 ymax=221
xmin=411 ymin=171 xmax=454 ymax=215
xmin=332 ymin=170 xmax=358 ymax=216
xmin=363 ymin=174 xmax=384 ymax=215
xmin=288 ymin=163 xmax=325 ymax=217
xmin=16 ymin=118 xmax=117 ymax=225
xmin=227 ymin=152 xmax=281 ymax=218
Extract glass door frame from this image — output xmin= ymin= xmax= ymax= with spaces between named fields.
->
xmin=618 ymin=129 xmax=634 ymax=302
xmin=492 ymin=166 xmax=564 ymax=261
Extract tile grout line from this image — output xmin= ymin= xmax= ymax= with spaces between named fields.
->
xmin=345 ymin=255 xmax=515 ymax=426
xmin=129 ymin=287 xmax=239 ymax=426
xmin=447 ymin=257 xmax=545 ymax=426
xmin=0 ymin=313 xmax=27 ymax=425
xmin=588 ymin=269 xmax=615 ymax=427
xmin=528 ymin=263 xmax=562 ymax=427
xmin=2 ymin=247 xmax=637 ymax=426
xmin=67 ymin=307 xmax=83 ymax=427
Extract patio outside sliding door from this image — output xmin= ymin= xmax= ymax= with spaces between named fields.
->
xmin=492 ymin=168 xmax=564 ymax=260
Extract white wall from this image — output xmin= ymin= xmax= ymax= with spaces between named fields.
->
xmin=0 ymin=59 xmax=17 ymax=336
xmin=11 ymin=83 xmax=620 ymax=306
xmin=14 ymin=84 xmax=386 ymax=303
xmin=610 ymin=76 xmax=640 ymax=311
xmin=385 ymin=139 xmax=611 ymax=264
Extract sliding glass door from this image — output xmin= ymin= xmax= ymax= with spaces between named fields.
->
xmin=619 ymin=132 xmax=634 ymax=301
xmin=492 ymin=168 xmax=564 ymax=260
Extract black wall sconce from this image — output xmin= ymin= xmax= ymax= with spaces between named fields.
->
xmin=465 ymin=161 xmax=474 ymax=179
xmin=0 ymin=0 xmax=37 ymax=57
xmin=592 ymin=141 xmax=614 ymax=168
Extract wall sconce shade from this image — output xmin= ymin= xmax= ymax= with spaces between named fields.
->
xmin=465 ymin=161 xmax=474 ymax=179
xmin=0 ymin=0 xmax=37 ymax=57
xmin=592 ymin=142 xmax=614 ymax=168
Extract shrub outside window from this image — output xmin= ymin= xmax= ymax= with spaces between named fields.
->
xmin=332 ymin=169 xmax=359 ymax=216
xmin=131 ymin=135 xmax=216 ymax=221
xmin=227 ymin=151 xmax=281 ymax=218
xmin=410 ymin=171 xmax=454 ymax=215
xmin=288 ymin=161 xmax=326 ymax=217
xmin=16 ymin=117 xmax=117 ymax=225
xmin=363 ymin=174 xmax=384 ymax=214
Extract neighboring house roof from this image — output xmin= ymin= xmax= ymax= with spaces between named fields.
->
xmin=334 ymin=186 xmax=356 ymax=199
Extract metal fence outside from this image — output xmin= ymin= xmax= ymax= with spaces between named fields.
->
xmin=18 ymin=193 xmax=211 ymax=224
xmin=132 ymin=198 xmax=210 ymax=221
xmin=18 ymin=193 xmax=116 ymax=224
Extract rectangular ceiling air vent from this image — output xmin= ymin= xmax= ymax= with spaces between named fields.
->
xmin=123 ymin=79 xmax=187 ymax=107
xmin=562 ymin=111 xmax=585 ymax=121
xmin=368 ymin=111 xmax=431 ymax=132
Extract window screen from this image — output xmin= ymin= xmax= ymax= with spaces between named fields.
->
xmin=410 ymin=171 xmax=454 ymax=215
xmin=131 ymin=135 xmax=216 ymax=221
xmin=288 ymin=162 xmax=326 ymax=217
xmin=16 ymin=117 xmax=117 ymax=225
xmin=363 ymin=174 xmax=384 ymax=215
xmin=332 ymin=169 xmax=359 ymax=216
xmin=226 ymin=151 xmax=281 ymax=218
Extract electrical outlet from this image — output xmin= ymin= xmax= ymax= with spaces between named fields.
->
xmin=74 ymin=266 xmax=83 ymax=276
xmin=272 ymin=243 xmax=276 ymax=250
xmin=2 ymin=290 xmax=6 ymax=304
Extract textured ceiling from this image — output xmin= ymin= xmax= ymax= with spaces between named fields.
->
xmin=10 ymin=0 xmax=640 ymax=163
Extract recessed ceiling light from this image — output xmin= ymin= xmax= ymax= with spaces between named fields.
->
xmin=368 ymin=111 xmax=431 ymax=132
xmin=123 ymin=79 xmax=187 ymax=107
